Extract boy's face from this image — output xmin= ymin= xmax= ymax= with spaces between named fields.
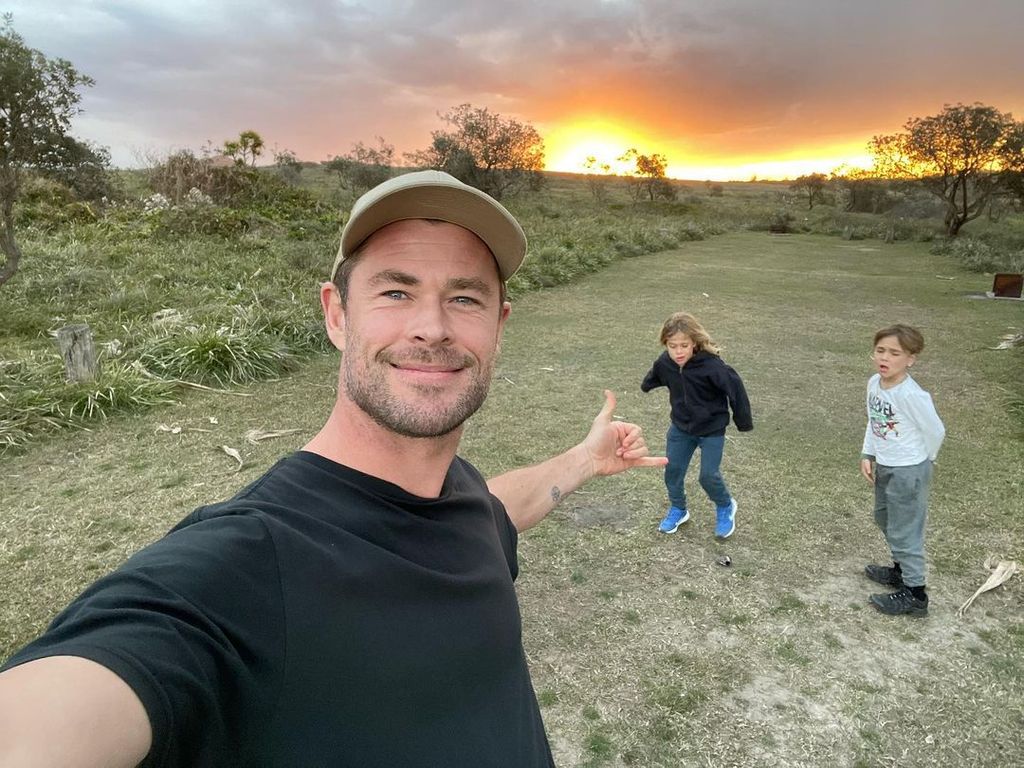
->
xmin=665 ymin=332 xmax=695 ymax=366
xmin=872 ymin=335 xmax=916 ymax=386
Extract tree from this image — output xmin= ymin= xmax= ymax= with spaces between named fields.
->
xmin=869 ymin=103 xmax=1024 ymax=236
xmin=405 ymin=104 xmax=545 ymax=200
xmin=583 ymin=156 xmax=612 ymax=202
xmin=1 ymin=15 xmax=94 ymax=288
xmin=38 ymin=136 xmax=113 ymax=200
xmin=619 ymin=148 xmax=676 ymax=202
xmin=272 ymin=147 xmax=303 ymax=185
xmin=223 ymin=129 xmax=264 ymax=166
xmin=831 ymin=165 xmax=895 ymax=214
xmin=1002 ymin=121 xmax=1024 ymax=207
xmin=323 ymin=136 xmax=394 ymax=193
xmin=790 ymin=173 xmax=828 ymax=209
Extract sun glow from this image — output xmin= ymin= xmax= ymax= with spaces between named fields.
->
xmin=664 ymin=151 xmax=876 ymax=182
xmin=544 ymin=120 xmax=650 ymax=176
xmin=544 ymin=120 xmax=875 ymax=181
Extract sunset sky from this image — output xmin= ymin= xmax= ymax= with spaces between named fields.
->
xmin=6 ymin=0 xmax=1024 ymax=180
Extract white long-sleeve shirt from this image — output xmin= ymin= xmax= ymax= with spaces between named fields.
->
xmin=862 ymin=373 xmax=945 ymax=466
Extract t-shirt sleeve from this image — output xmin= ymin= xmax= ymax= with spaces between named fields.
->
xmin=861 ymin=380 xmax=876 ymax=458
xmin=2 ymin=513 xmax=286 ymax=768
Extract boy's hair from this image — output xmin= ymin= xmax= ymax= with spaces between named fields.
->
xmin=659 ymin=312 xmax=720 ymax=355
xmin=873 ymin=324 xmax=925 ymax=355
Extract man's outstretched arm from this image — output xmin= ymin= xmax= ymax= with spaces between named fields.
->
xmin=0 ymin=655 xmax=151 ymax=768
xmin=488 ymin=390 xmax=668 ymax=532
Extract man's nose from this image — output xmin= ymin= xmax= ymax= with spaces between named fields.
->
xmin=410 ymin=301 xmax=452 ymax=344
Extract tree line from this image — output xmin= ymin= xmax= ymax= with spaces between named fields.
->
xmin=3 ymin=15 xmax=1024 ymax=291
xmin=790 ymin=104 xmax=1024 ymax=236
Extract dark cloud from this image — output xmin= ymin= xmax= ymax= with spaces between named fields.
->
xmin=6 ymin=0 xmax=1023 ymax=169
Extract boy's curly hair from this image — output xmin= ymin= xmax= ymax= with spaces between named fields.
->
xmin=659 ymin=312 xmax=720 ymax=355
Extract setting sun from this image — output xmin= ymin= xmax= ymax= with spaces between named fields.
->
xmin=544 ymin=119 xmax=654 ymax=176
xmin=545 ymin=120 xmax=876 ymax=181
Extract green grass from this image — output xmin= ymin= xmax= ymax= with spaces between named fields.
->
xmin=1 ymin=180 xmax=1023 ymax=766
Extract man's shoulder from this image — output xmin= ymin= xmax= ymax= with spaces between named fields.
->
xmin=451 ymin=455 xmax=488 ymax=487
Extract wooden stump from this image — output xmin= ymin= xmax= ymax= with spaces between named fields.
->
xmin=57 ymin=324 xmax=100 ymax=382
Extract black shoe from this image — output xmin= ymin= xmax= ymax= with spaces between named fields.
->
xmin=864 ymin=563 xmax=904 ymax=587
xmin=869 ymin=587 xmax=928 ymax=617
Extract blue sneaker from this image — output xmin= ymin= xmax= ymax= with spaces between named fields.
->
xmin=715 ymin=499 xmax=736 ymax=539
xmin=658 ymin=506 xmax=690 ymax=533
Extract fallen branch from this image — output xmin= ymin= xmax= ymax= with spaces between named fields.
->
xmin=957 ymin=558 xmax=1019 ymax=617
xmin=245 ymin=428 xmax=302 ymax=444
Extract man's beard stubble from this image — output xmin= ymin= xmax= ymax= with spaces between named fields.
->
xmin=343 ymin=345 xmax=494 ymax=439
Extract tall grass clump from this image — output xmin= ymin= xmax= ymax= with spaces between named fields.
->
xmin=136 ymin=311 xmax=300 ymax=388
xmin=0 ymin=357 xmax=176 ymax=454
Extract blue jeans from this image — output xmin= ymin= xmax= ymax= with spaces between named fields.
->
xmin=665 ymin=424 xmax=730 ymax=509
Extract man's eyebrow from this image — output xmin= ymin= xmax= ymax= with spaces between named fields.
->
xmin=446 ymin=277 xmax=494 ymax=296
xmin=367 ymin=269 xmax=419 ymax=287
xmin=365 ymin=270 xmax=493 ymax=296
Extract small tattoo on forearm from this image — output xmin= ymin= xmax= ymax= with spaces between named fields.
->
xmin=550 ymin=486 xmax=561 ymax=504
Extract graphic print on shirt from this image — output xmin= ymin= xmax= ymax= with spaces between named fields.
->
xmin=868 ymin=393 xmax=899 ymax=440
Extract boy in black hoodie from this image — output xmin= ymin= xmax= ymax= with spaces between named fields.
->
xmin=642 ymin=312 xmax=753 ymax=538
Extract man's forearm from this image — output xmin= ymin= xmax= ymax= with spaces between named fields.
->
xmin=487 ymin=444 xmax=594 ymax=532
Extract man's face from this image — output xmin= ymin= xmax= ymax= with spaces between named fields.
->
xmin=330 ymin=219 xmax=510 ymax=438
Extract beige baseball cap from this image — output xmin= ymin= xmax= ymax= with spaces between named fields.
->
xmin=331 ymin=170 xmax=528 ymax=282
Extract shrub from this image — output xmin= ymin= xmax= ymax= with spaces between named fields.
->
xmin=136 ymin=316 xmax=299 ymax=387
xmin=148 ymin=150 xmax=219 ymax=204
xmin=931 ymin=238 xmax=1024 ymax=273
xmin=767 ymin=211 xmax=794 ymax=233
xmin=145 ymin=203 xmax=256 ymax=238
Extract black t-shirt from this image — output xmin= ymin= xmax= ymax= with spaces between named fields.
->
xmin=3 ymin=451 xmax=555 ymax=767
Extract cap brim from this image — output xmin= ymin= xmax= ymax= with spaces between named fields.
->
xmin=332 ymin=173 xmax=527 ymax=282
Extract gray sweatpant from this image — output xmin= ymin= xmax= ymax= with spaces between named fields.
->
xmin=873 ymin=459 xmax=933 ymax=587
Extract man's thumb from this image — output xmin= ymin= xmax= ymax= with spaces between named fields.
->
xmin=596 ymin=389 xmax=617 ymax=421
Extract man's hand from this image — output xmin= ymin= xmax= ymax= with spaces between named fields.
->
xmin=488 ymin=390 xmax=667 ymax=531
xmin=860 ymin=458 xmax=875 ymax=485
xmin=584 ymin=390 xmax=668 ymax=477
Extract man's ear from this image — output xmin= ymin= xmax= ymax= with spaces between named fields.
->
xmin=495 ymin=300 xmax=511 ymax=353
xmin=320 ymin=281 xmax=346 ymax=352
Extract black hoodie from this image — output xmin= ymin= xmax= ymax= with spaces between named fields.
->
xmin=641 ymin=350 xmax=753 ymax=437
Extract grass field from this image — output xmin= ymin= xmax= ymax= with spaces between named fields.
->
xmin=2 ymin=228 xmax=1021 ymax=766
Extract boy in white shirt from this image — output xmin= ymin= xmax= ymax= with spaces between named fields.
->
xmin=860 ymin=324 xmax=945 ymax=616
